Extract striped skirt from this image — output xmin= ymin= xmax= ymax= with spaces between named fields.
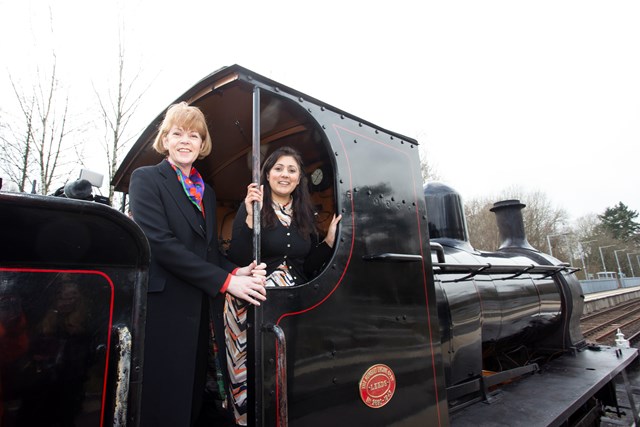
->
xmin=223 ymin=267 xmax=294 ymax=425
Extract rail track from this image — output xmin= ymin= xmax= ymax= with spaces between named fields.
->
xmin=581 ymin=299 xmax=640 ymax=346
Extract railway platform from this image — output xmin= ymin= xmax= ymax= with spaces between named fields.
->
xmin=583 ymin=286 xmax=640 ymax=315
xmin=579 ymin=286 xmax=640 ymax=425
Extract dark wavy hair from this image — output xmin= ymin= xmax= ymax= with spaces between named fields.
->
xmin=260 ymin=146 xmax=316 ymax=239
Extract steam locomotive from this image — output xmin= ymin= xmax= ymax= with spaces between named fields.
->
xmin=1 ymin=64 xmax=637 ymax=426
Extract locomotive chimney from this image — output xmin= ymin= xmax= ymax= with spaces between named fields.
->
xmin=490 ymin=199 xmax=536 ymax=251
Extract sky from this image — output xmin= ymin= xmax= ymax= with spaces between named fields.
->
xmin=1 ymin=0 xmax=639 ymax=222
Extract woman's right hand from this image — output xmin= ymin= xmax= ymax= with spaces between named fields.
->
xmin=226 ymin=274 xmax=267 ymax=306
xmin=244 ymin=183 xmax=263 ymax=229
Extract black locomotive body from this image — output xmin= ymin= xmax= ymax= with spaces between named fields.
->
xmin=423 ymin=184 xmax=638 ymax=425
xmin=0 ymin=192 xmax=148 ymax=426
xmin=1 ymin=65 xmax=637 ymax=426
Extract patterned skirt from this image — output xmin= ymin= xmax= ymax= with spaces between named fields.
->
xmin=223 ymin=267 xmax=294 ymax=425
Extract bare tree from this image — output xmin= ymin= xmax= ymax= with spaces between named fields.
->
xmin=573 ymin=213 xmax=602 ymax=243
xmin=464 ymin=187 xmax=569 ymax=257
xmin=512 ymin=189 xmax=569 ymax=254
xmin=464 ymin=196 xmax=501 ymax=251
xmin=0 ymin=100 xmax=34 ymax=191
xmin=3 ymin=53 xmax=78 ymax=195
xmin=1 ymin=8 xmax=82 ymax=195
xmin=94 ymin=29 xmax=151 ymax=203
xmin=419 ymin=146 xmax=440 ymax=183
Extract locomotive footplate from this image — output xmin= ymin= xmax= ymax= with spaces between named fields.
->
xmin=450 ymin=346 xmax=639 ymax=426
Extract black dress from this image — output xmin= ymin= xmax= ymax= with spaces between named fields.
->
xmin=228 ymin=203 xmax=332 ymax=282
xmin=224 ymin=202 xmax=332 ymax=425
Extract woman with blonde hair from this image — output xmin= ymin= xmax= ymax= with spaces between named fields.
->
xmin=129 ymin=102 xmax=267 ymax=426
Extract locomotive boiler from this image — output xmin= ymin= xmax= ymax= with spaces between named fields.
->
xmin=0 ymin=64 xmax=637 ymax=426
xmin=425 ymin=184 xmax=591 ymax=418
xmin=425 ymin=183 xmax=639 ymax=425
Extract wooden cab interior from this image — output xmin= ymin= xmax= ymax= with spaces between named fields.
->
xmin=113 ymin=67 xmax=337 ymax=254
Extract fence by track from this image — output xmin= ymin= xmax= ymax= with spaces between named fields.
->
xmin=581 ymin=277 xmax=640 ymax=294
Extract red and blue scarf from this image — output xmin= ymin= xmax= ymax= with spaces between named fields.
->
xmin=168 ymin=160 xmax=206 ymax=216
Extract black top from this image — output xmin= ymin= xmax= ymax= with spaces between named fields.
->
xmin=228 ymin=203 xmax=333 ymax=284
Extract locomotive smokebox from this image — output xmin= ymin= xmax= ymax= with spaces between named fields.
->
xmin=490 ymin=199 xmax=537 ymax=251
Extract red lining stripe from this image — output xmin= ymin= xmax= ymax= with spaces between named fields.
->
xmin=0 ymin=267 xmax=115 ymax=427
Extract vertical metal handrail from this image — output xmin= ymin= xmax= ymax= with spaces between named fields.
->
xmin=252 ymin=86 xmax=261 ymax=264
xmin=263 ymin=324 xmax=288 ymax=427
xmin=112 ymin=325 xmax=132 ymax=426
xmin=249 ymin=85 xmax=264 ymax=427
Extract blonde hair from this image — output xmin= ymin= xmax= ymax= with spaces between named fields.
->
xmin=152 ymin=102 xmax=212 ymax=159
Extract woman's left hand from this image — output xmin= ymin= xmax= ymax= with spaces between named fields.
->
xmin=323 ymin=214 xmax=342 ymax=248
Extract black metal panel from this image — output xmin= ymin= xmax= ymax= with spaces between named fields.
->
xmin=0 ymin=270 xmax=113 ymax=425
xmin=245 ymin=94 xmax=449 ymax=426
xmin=0 ymin=193 xmax=149 ymax=427
xmin=0 ymin=193 xmax=147 ymax=268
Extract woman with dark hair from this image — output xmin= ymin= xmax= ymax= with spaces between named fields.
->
xmin=225 ymin=146 xmax=341 ymax=425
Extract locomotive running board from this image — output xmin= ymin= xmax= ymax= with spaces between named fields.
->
xmin=450 ymin=346 xmax=639 ymax=427
xmin=447 ymin=363 xmax=540 ymax=410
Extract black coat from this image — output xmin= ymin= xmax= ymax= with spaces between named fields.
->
xmin=228 ymin=203 xmax=332 ymax=284
xmin=129 ymin=160 xmax=235 ymax=427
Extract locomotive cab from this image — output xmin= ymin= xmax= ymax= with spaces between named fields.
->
xmin=113 ymin=65 xmax=448 ymax=426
